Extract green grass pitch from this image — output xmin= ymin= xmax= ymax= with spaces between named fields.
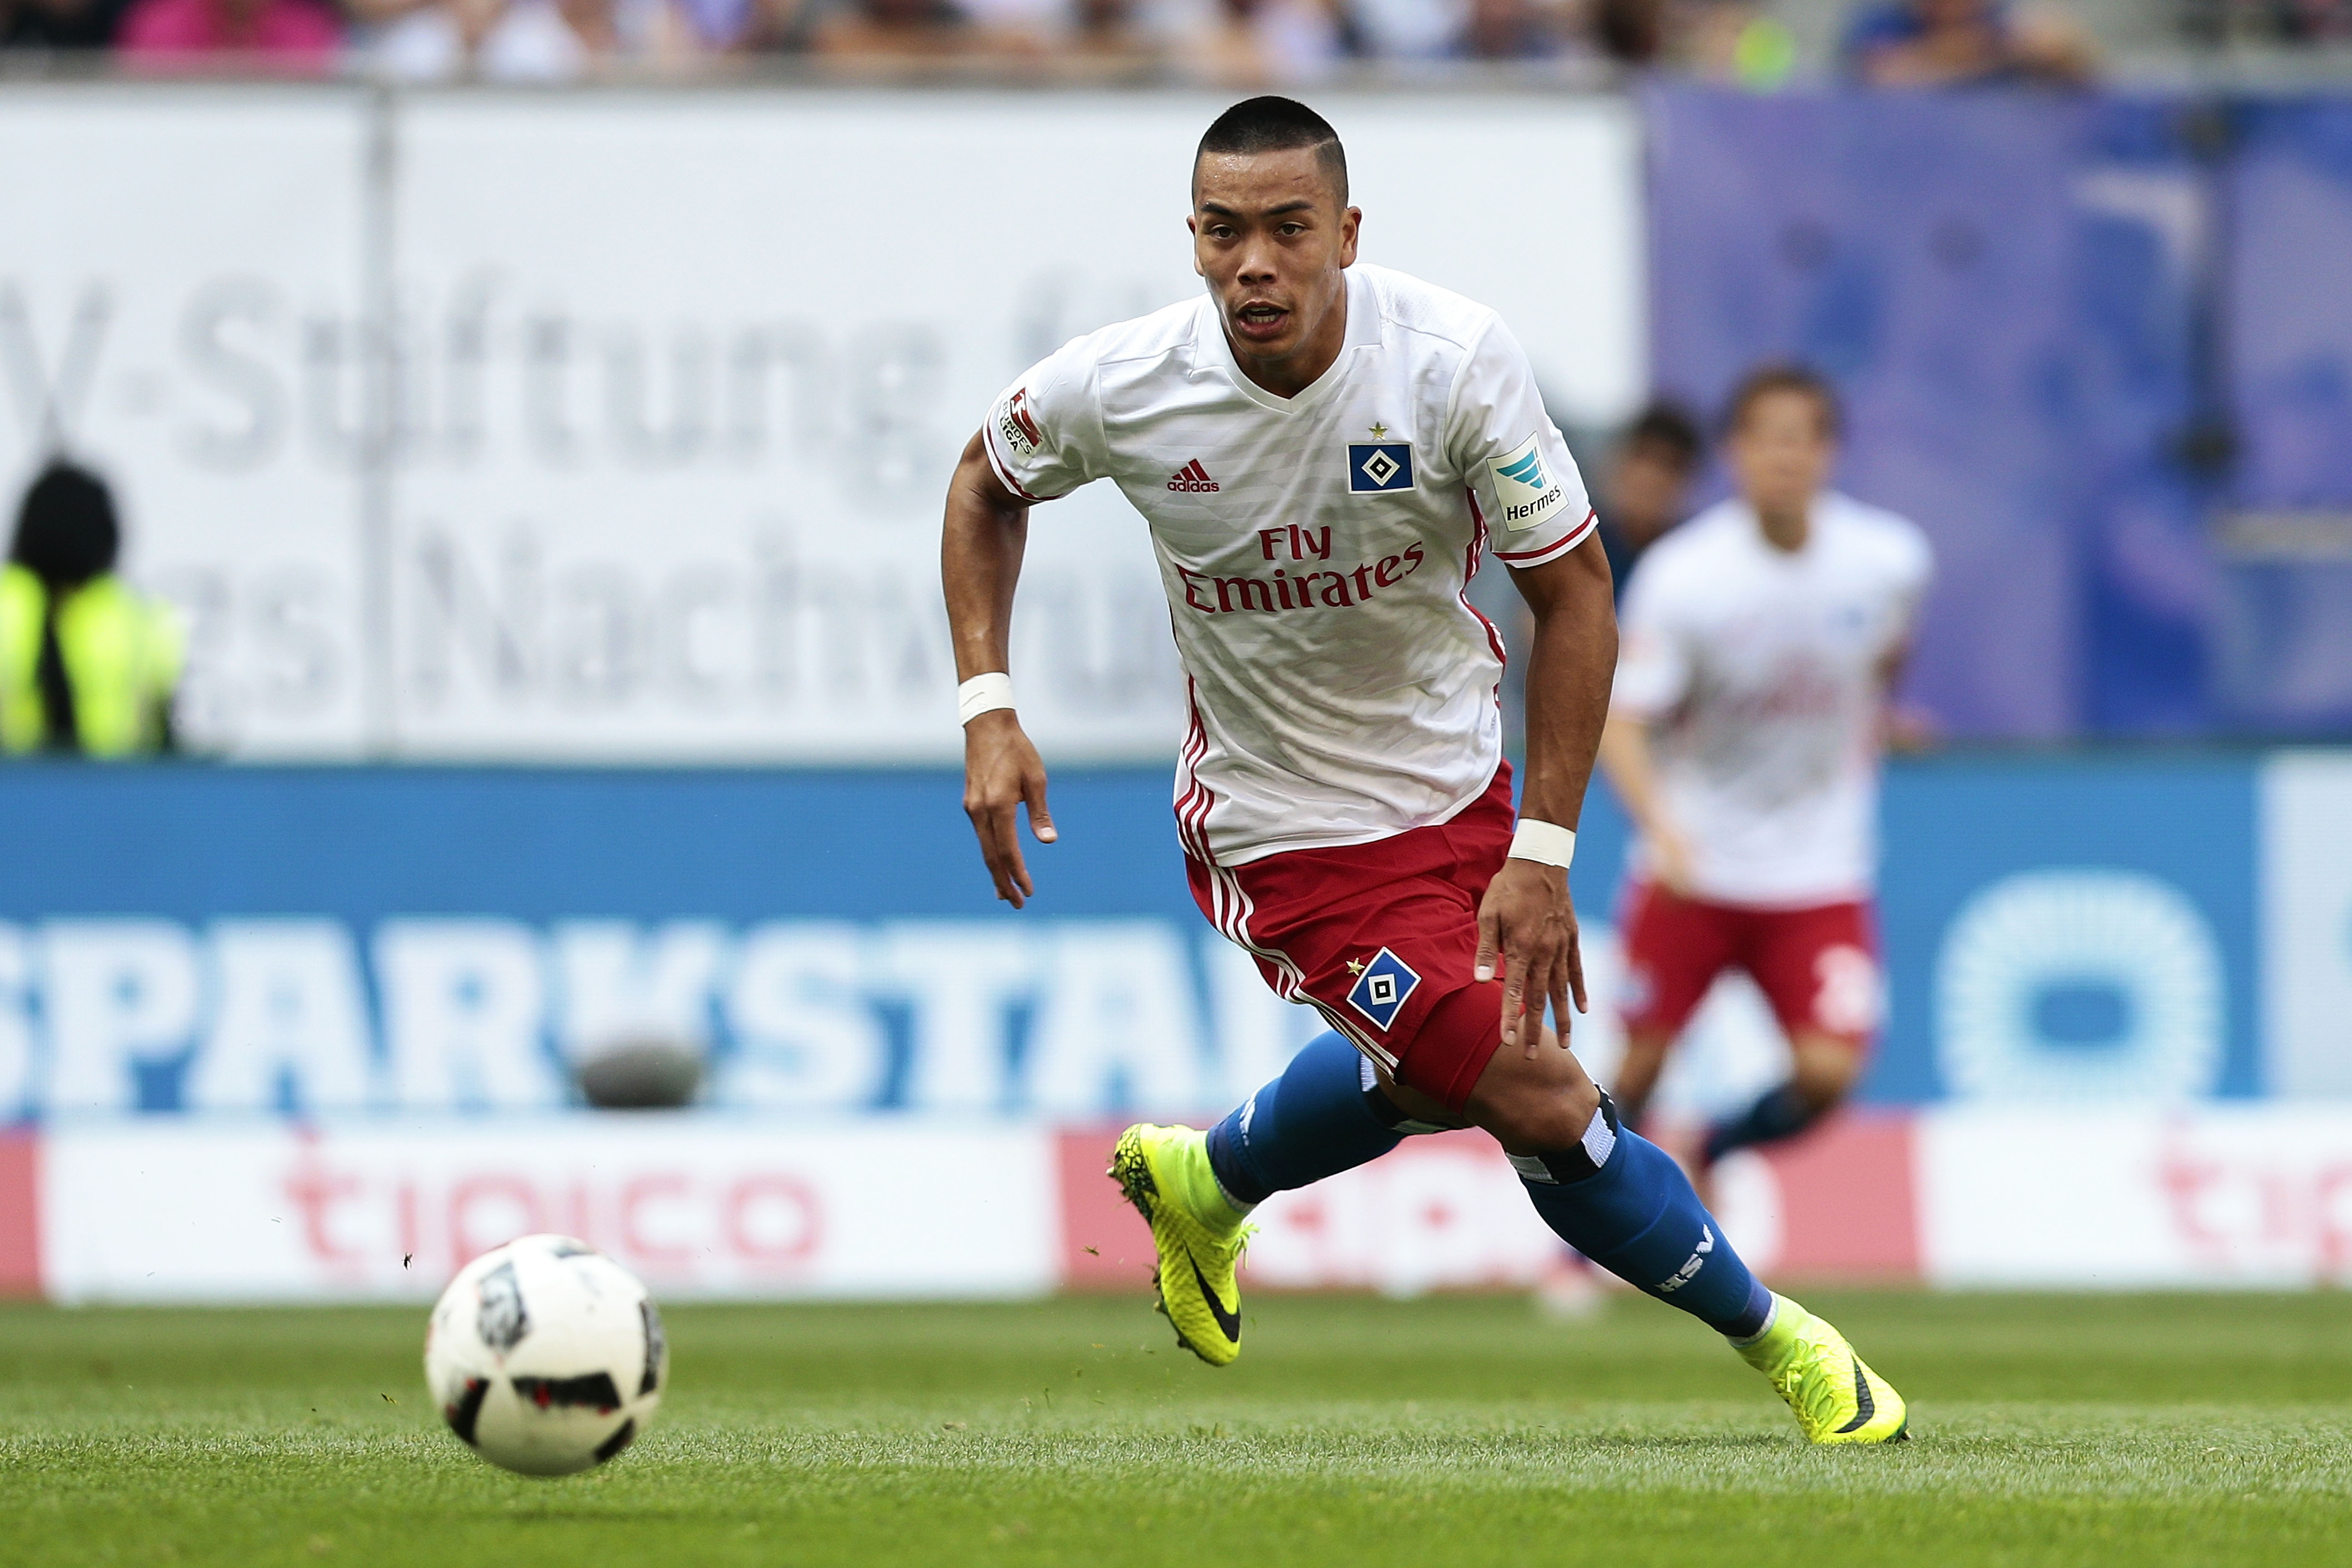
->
xmin=4 ymin=1289 xmax=2348 ymax=1567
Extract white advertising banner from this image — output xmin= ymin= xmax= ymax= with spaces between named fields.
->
xmin=39 ymin=1117 xmax=1057 ymax=1303
xmin=2262 ymin=752 xmax=2352 ymax=1098
xmin=0 ymin=87 xmax=371 ymax=756
xmin=1919 ymin=1106 xmax=2352 ymax=1287
xmin=1242 ymin=1130 xmax=1792 ymax=1297
xmin=31 ymin=1102 xmax=2352 ymax=1301
xmin=0 ymin=86 xmax=1643 ymax=762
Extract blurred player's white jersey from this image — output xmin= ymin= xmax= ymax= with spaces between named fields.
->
xmin=985 ymin=263 xmax=1595 ymax=866
xmin=1611 ymin=493 xmax=1932 ymax=906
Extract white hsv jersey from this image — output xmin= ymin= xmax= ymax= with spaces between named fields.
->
xmin=1611 ymin=494 xmax=1933 ymax=907
xmin=985 ymin=264 xmax=1596 ymax=867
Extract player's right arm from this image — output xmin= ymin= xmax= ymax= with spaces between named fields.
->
xmin=943 ymin=432 xmax=1056 ymax=908
xmin=942 ymin=344 xmax=1106 ymax=908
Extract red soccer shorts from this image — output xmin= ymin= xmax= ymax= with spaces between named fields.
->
xmin=1615 ymin=880 xmax=1882 ymax=1050
xmin=1186 ymin=766 xmax=1517 ymax=1113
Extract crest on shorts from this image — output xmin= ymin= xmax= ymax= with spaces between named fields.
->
xmin=1345 ymin=947 xmax=1421 ymax=1031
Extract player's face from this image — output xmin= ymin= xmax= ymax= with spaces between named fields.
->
xmin=1729 ymin=389 xmax=1835 ymax=516
xmin=1611 ymin=438 xmax=1693 ymax=543
xmin=1189 ymin=148 xmax=1361 ymax=382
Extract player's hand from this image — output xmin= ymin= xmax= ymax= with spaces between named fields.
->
xmin=1649 ymin=823 xmax=1699 ymax=898
xmin=1883 ymin=703 xmax=1940 ymax=755
xmin=1474 ymin=858 xmax=1586 ymax=1058
xmin=961 ymin=710 xmax=1056 ymax=908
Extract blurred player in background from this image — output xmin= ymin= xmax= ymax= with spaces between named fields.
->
xmin=1598 ymin=365 xmax=1933 ymax=1176
xmin=942 ymin=98 xmax=1908 ymax=1444
xmin=1595 ymin=399 xmax=1702 ymax=598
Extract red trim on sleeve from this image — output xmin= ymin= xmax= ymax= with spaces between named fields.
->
xmin=981 ymin=420 xmax=1057 ymax=503
xmin=1494 ymin=507 xmax=1598 ymax=567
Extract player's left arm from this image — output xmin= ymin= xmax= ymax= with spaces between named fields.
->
xmin=1475 ymin=533 xmax=1618 ymax=1056
xmin=1877 ymin=640 xmax=1935 ymax=753
xmin=1877 ymin=528 xmax=1939 ymax=754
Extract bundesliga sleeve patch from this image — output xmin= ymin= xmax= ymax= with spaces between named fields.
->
xmin=1489 ymin=431 xmax=1568 ymax=532
xmin=1345 ymin=947 xmax=1422 ymax=1032
xmin=1348 ymin=441 xmax=1415 ymax=494
xmin=994 ymin=387 xmax=1043 ymax=459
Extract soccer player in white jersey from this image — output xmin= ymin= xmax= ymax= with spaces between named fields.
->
xmin=939 ymin=98 xmax=1908 ymax=1444
xmin=1599 ymin=366 xmax=1934 ymax=1169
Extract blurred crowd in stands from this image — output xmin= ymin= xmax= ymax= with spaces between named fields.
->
xmin=0 ymin=0 xmax=2344 ymax=87
xmin=0 ymin=0 xmax=2161 ymax=85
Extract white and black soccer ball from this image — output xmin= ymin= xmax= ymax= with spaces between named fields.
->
xmin=423 ymin=1234 xmax=668 ymax=1477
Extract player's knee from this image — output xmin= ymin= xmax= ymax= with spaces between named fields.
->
xmin=1789 ymin=1042 xmax=1861 ymax=1107
xmin=1475 ymin=1073 xmax=1602 ymax=1157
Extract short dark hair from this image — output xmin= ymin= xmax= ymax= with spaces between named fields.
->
xmin=1195 ymin=96 xmax=1348 ymax=207
xmin=10 ymin=459 xmax=120 ymax=589
xmin=1723 ymin=364 xmax=1842 ymax=440
xmin=1624 ymin=401 xmax=1703 ymax=469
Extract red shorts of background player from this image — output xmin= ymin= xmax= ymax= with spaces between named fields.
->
xmin=1186 ymin=765 xmax=1518 ymax=1114
xmin=1615 ymin=881 xmax=1882 ymax=1050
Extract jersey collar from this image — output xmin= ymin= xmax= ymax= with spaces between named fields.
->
xmin=1196 ymin=268 xmax=1380 ymax=416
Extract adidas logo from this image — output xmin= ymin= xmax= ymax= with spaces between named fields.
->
xmin=1166 ymin=459 xmax=1219 ymax=493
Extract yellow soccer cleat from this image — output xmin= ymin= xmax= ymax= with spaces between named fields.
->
xmin=1108 ymin=1123 xmax=1253 ymax=1368
xmin=1736 ymin=1293 xmax=1911 ymax=1445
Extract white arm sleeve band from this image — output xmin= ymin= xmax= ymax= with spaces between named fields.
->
xmin=957 ymin=672 xmax=1016 ymax=726
xmin=1508 ymin=818 xmax=1577 ymax=869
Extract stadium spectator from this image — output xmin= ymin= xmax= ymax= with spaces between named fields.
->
xmin=1585 ymin=0 xmax=1796 ymax=87
xmin=114 ymin=0 xmax=340 ymax=64
xmin=1170 ymin=0 xmax=1347 ymax=87
xmin=0 ymin=0 xmax=128 ymax=49
xmin=665 ymin=0 xmax=766 ymax=47
xmin=1597 ymin=399 xmax=1702 ymax=598
xmin=809 ymin=0 xmax=982 ymax=57
xmin=1061 ymin=0 xmax=1155 ymax=59
xmin=363 ymin=0 xmax=701 ymax=79
xmin=952 ymin=0 xmax=1058 ymax=41
xmin=1 ymin=461 xmax=182 ymax=759
xmin=2180 ymin=0 xmax=2352 ymax=44
xmin=1840 ymin=0 xmax=2096 ymax=86
xmin=1590 ymin=0 xmax=1661 ymax=61
xmin=1348 ymin=0 xmax=1460 ymax=60
xmin=1452 ymin=0 xmax=1572 ymax=58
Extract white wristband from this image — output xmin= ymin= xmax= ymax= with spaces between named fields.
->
xmin=957 ymin=672 xmax=1016 ymax=726
xmin=1508 ymin=818 xmax=1577 ymax=869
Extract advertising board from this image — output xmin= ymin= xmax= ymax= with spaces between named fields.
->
xmin=0 ymin=750 xmax=2312 ymax=1125
xmin=0 ymin=87 xmax=1642 ymax=763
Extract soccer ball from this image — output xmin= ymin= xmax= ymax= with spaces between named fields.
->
xmin=423 ymin=1234 xmax=668 ymax=1476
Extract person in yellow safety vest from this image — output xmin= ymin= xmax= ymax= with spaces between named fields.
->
xmin=1 ymin=460 xmax=183 ymax=758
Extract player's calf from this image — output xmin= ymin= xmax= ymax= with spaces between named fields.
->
xmin=1509 ymin=1091 xmax=1775 ymax=1341
xmin=1204 ymin=1030 xmax=1437 ymax=1209
xmin=1488 ymin=1072 xmax=1911 ymax=1442
xmin=1701 ymin=1034 xmax=1863 ymax=1165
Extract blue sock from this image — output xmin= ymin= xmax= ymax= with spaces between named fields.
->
xmin=1205 ymin=1032 xmax=1420 ymax=1207
xmin=1514 ymin=1096 xmax=1774 ymax=1339
xmin=1703 ymin=1083 xmax=1823 ymax=1164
